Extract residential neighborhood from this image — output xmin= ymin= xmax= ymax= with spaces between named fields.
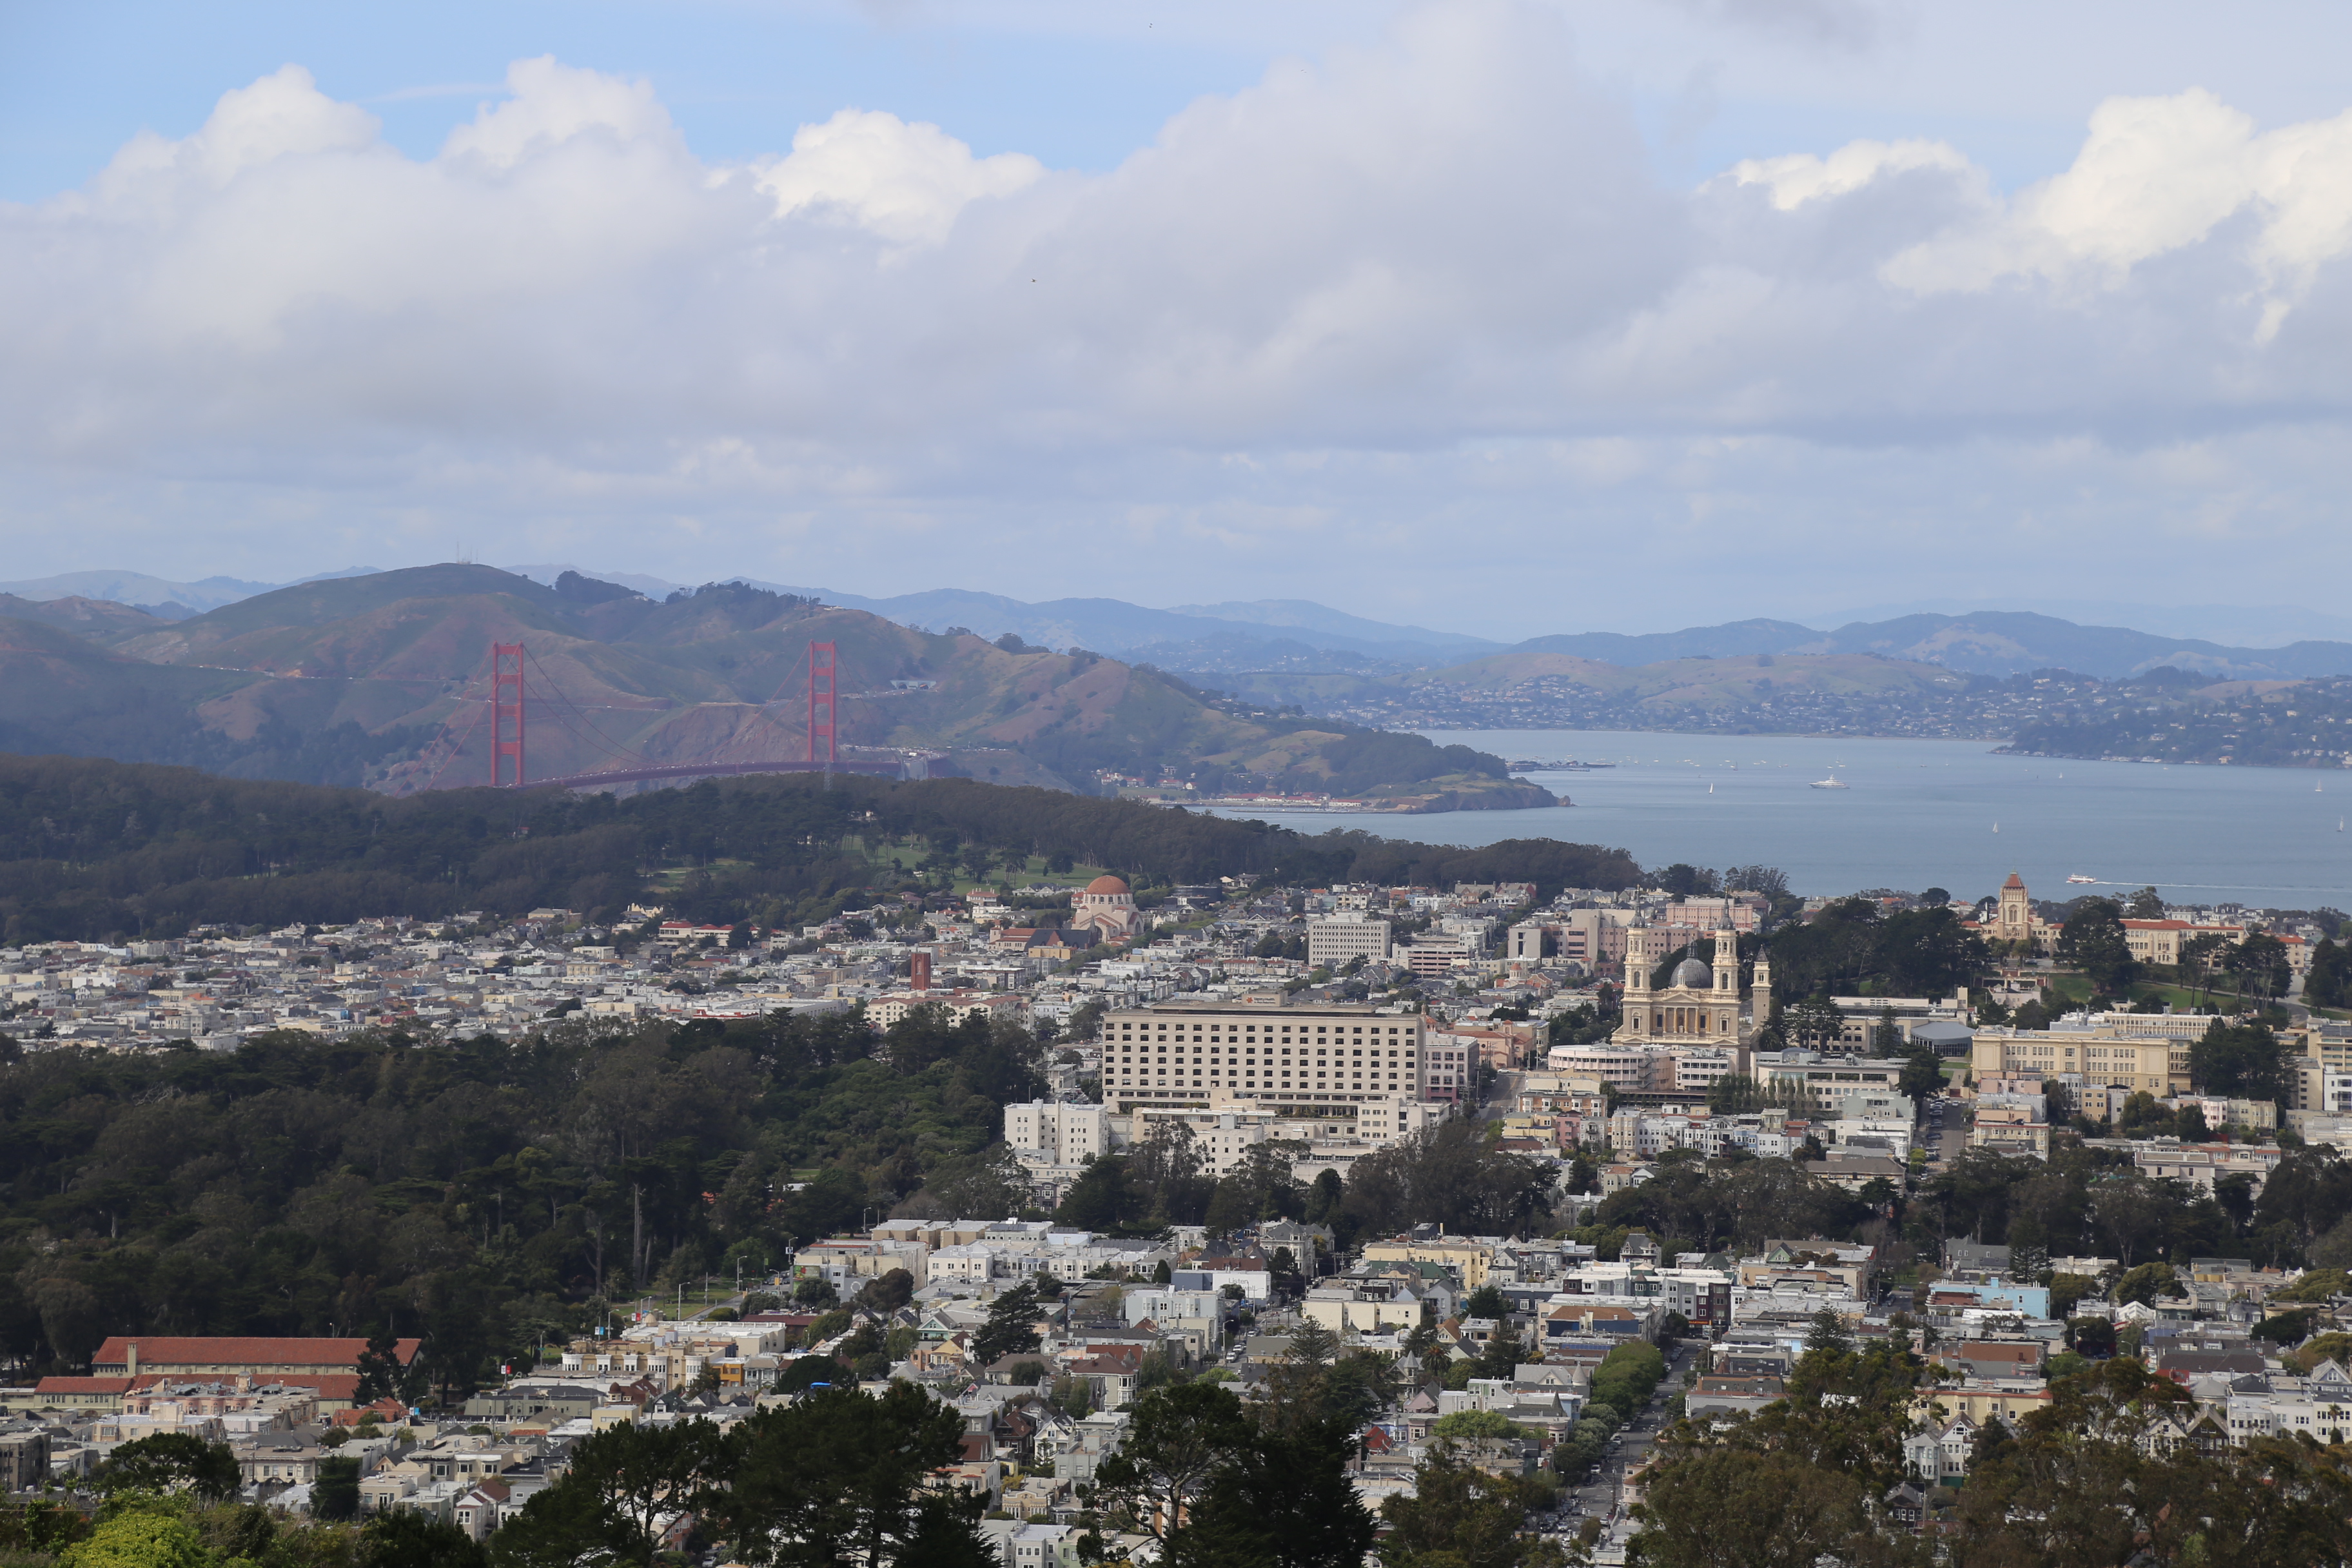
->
xmin=3 ymin=860 xmax=2347 ymax=1559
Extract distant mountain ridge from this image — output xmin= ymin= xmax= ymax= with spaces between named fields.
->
xmin=18 ymin=564 xmax=2352 ymax=682
xmin=1514 ymin=611 xmax=2352 ymax=682
xmin=0 ymin=567 xmax=384 ymax=614
xmin=731 ymin=584 xmax=1505 ymax=664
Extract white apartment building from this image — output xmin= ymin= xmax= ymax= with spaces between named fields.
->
xmin=2222 ymin=1361 xmax=2352 ymax=1445
xmin=867 ymin=990 xmax=1025 ymax=1029
xmin=2129 ymin=1140 xmax=2286 ymax=1193
xmin=1306 ymin=912 xmax=1392 ymax=967
xmin=1100 ymin=1001 xmax=1433 ymax=1142
xmin=1753 ymin=1054 xmax=1910 ymax=1113
xmin=1669 ymin=1047 xmax=1747 ymax=1094
xmin=1542 ymin=1043 xmax=1746 ymax=1095
xmin=1548 ymin=1043 xmax=1651 ymax=1088
xmin=1123 ymin=1108 xmax=1285 ymax=1175
xmin=1003 ymin=1101 xmax=1111 ymax=1165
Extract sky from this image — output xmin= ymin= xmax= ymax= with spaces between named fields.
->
xmin=9 ymin=0 xmax=2352 ymax=641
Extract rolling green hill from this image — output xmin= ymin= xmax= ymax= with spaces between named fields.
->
xmin=0 ymin=567 xmax=1549 ymax=810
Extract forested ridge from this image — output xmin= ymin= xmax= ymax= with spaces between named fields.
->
xmin=0 ymin=1006 xmax=1044 ymax=1382
xmin=0 ymin=754 xmax=1642 ymax=943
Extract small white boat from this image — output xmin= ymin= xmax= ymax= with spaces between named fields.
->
xmin=1809 ymin=774 xmax=1849 ymax=790
xmin=2066 ymin=874 xmax=2097 ymax=885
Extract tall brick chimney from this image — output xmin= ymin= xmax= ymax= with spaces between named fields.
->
xmin=910 ymin=950 xmax=932 ymax=992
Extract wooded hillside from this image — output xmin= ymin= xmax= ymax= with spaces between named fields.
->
xmin=0 ymin=756 xmax=1642 ymax=943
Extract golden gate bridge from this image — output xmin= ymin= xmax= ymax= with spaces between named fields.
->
xmin=398 ymin=638 xmax=941 ymax=794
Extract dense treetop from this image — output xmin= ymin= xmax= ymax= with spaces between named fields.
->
xmin=0 ymin=755 xmax=1641 ymax=943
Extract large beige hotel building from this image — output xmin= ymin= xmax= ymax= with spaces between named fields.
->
xmin=1100 ymin=1001 xmax=1445 ymax=1142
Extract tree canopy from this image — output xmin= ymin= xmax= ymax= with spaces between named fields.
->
xmin=0 ymin=756 xmax=1643 ymax=943
xmin=0 ymin=1008 xmax=1042 ymax=1384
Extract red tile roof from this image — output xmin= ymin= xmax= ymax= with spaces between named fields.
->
xmin=93 ymin=1337 xmax=418 ymax=1372
xmin=32 ymin=1377 xmax=133 ymax=1394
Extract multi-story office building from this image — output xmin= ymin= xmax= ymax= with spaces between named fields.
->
xmin=1306 ymin=912 xmax=1392 ymax=968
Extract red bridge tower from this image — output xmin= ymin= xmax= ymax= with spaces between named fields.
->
xmin=491 ymin=643 xmax=525 ymax=787
xmin=808 ymin=641 xmax=838 ymax=768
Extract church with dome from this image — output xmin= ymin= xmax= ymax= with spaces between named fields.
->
xmin=1068 ymin=874 xmax=1141 ymax=941
xmin=1612 ymin=922 xmax=1769 ymax=1048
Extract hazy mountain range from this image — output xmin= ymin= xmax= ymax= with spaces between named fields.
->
xmin=13 ymin=564 xmax=2352 ymax=685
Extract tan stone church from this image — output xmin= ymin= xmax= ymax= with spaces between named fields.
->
xmin=1612 ymin=923 xmax=1770 ymax=1046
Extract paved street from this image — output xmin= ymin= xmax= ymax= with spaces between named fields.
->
xmin=1553 ymin=1340 xmax=1694 ymax=1556
xmin=1921 ymin=1093 xmax=1970 ymax=1167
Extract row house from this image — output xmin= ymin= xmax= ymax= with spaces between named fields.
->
xmin=2220 ymin=1361 xmax=2352 ymax=1444
xmin=1303 ymin=1277 xmax=1446 ymax=1335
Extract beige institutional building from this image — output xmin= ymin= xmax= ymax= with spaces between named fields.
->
xmin=1968 ymin=1029 xmax=2193 ymax=1095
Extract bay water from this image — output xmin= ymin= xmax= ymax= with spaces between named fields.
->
xmin=1198 ymin=729 xmax=2352 ymax=910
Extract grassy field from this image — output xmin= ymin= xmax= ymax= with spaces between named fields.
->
xmin=2040 ymin=970 xmax=2246 ymax=1016
xmin=646 ymin=858 xmax=755 ymax=889
xmin=848 ymin=834 xmax=1119 ymax=894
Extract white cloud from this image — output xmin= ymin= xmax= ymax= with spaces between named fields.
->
xmin=90 ymin=64 xmax=378 ymax=195
xmin=1875 ymin=88 xmax=2352 ymax=339
xmin=1730 ymin=139 xmax=1974 ymax=210
xmin=440 ymin=57 xmax=682 ymax=172
xmin=10 ymin=3 xmax=2352 ymax=623
xmin=753 ymin=109 xmax=1045 ymax=246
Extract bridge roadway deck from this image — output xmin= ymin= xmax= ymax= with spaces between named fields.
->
xmin=525 ymin=758 xmax=916 ymax=790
